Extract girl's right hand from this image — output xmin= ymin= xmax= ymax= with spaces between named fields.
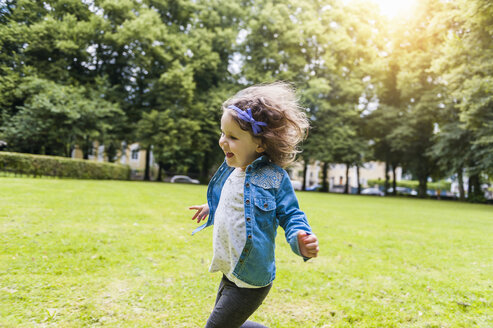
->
xmin=189 ymin=204 xmax=209 ymax=223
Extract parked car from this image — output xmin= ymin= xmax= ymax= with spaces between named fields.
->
xmin=329 ymin=185 xmax=345 ymax=193
xmin=361 ymin=187 xmax=384 ymax=196
xmin=170 ymin=175 xmax=199 ymax=184
xmin=387 ymin=187 xmax=416 ymax=195
xmin=306 ymin=184 xmax=321 ymax=191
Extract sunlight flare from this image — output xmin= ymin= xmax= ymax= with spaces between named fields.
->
xmin=370 ymin=0 xmax=417 ymax=17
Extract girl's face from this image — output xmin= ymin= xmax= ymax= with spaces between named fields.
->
xmin=219 ymin=111 xmax=264 ymax=170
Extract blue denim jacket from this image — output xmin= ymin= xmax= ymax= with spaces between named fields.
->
xmin=192 ymin=155 xmax=312 ymax=287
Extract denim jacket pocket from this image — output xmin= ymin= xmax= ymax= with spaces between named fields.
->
xmin=254 ymin=197 xmax=276 ymax=228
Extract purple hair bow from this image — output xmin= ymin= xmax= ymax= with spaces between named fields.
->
xmin=227 ymin=105 xmax=267 ymax=135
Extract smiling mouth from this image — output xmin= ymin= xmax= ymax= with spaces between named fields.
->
xmin=226 ymin=152 xmax=234 ymax=158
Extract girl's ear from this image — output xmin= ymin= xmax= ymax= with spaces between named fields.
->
xmin=256 ymin=143 xmax=265 ymax=154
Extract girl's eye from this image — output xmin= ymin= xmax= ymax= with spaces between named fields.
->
xmin=220 ymin=132 xmax=237 ymax=140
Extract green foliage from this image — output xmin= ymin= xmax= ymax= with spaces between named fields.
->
xmin=381 ymin=0 xmax=449 ymax=197
xmin=0 ymin=0 xmax=492 ymax=187
xmin=292 ymin=1 xmax=380 ymax=191
xmin=1 ymin=76 xmax=123 ymax=157
xmin=136 ymin=109 xmax=201 ymax=173
xmin=0 ymin=152 xmax=130 ymax=180
xmin=0 ymin=0 xmax=236 ymax=175
xmin=430 ymin=0 xmax=493 ymax=176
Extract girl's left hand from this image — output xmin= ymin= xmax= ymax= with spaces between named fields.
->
xmin=297 ymin=231 xmax=319 ymax=258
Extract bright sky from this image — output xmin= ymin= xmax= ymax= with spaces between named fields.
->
xmin=370 ymin=0 xmax=417 ymax=18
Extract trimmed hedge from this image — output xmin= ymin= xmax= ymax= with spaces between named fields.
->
xmin=368 ymin=179 xmax=451 ymax=191
xmin=0 ymin=152 xmax=130 ymax=180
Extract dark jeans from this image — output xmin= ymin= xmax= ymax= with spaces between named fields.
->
xmin=205 ymin=275 xmax=272 ymax=328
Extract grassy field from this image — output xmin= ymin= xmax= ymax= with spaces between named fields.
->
xmin=0 ymin=177 xmax=492 ymax=327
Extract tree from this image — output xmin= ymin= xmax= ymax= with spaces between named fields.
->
xmin=385 ymin=0 xmax=449 ymax=197
xmin=182 ymin=0 xmax=244 ymax=180
xmin=1 ymin=76 xmax=123 ymax=157
xmin=136 ymin=109 xmax=201 ymax=180
xmin=0 ymin=0 xmax=126 ymax=156
xmin=366 ymin=44 xmax=405 ymax=196
xmin=300 ymin=0 xmax=380 ymax=193
xmin=430 ymin=0 xmax=493 ymax=200
xmin=429 ymin=118 xmax=472 ymax=200
xmin=0 ymin=0 xmax=238 ymax=179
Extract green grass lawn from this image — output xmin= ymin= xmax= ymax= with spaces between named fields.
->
xmin=1 ymin=177 xmax=492 ymax=327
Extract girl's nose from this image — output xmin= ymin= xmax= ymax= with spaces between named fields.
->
xmin=219 ymin=135 xmax=225 ymax=148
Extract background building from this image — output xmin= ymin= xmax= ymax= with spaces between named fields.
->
xmin=288 ymin=161 xmax=401 ymax=192
xmin=71 ymin=142 xmax=159 ymax=180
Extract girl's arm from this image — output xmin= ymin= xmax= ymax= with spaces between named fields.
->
xmin=276 ymin=172 xmax=319 ymax=259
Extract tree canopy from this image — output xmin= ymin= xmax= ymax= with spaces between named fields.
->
xmin=0 ymin=0 xmax=491 ymax=199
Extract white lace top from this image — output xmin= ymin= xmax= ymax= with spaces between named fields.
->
xmin=209 ymin=168 xmax=260 ymax=288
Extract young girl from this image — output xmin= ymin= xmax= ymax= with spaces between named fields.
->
xmin=189 ymin=82 xmax=319 ymax=328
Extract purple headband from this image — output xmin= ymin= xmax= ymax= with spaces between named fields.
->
xmin=227 ymin=105 xmax=267 ymax=135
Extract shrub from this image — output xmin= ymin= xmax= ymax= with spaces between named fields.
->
xmin=0 ymin=152 xmax=130 ymax=180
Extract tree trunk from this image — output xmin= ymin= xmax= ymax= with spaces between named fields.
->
xmin=144 ymin=145 xmax=151 ymax=181
xmin=417 ymin=176 xmax=427 ymax=198
xmin=157 ymin=162 xmax=163 ymax=182
xmin=457 ymin=168 xmax=465 ymax=201
xmin=392 ymin=164 xmax=397 ymax=196
xmin=200 ymin=158 xmax=207 ymax=183
xmin=384 ymin=160 xmax=390 ymax=196
xmin=199 ymin=150 xmax=213 ymax=183
xmin=321 ymin=161 xmax=329 ymax=192
xmin=106 ymin=143 xmax=116 ymax=163
xmin=473 ymin=174 xmax=481 ymax=196
xmin=83 ymin=138 xmax=90 ymax=160
xmin=467 ymin=173 xmax=482 ymax=202
xmin=356 ymin=165 xmax=361 ymax=194
xmin=344 ymin=163 xmax=350 ymax=194
xmin=302 ymin=160 xmax=308 ymax=191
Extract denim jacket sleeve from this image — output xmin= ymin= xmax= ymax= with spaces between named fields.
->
xmin=275 ymin=171 xmax=312 ymax=260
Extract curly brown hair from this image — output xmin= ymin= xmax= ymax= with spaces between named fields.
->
xmin=222 ymin=82 xmax=309 ymax=168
